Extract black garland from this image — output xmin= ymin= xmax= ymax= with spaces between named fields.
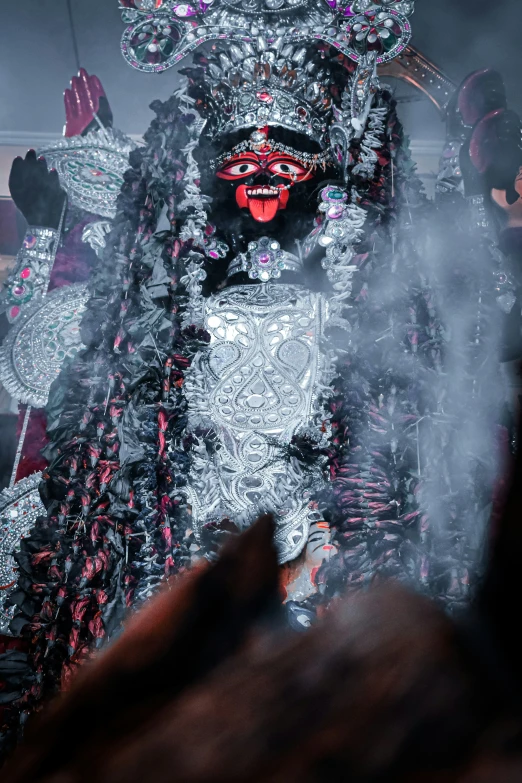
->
xmin=0 ymin=66 xmax=506 ymax=755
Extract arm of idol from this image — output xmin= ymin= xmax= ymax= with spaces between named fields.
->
xmin=0 ymin=152 xmax=66 ymax=323
xmin=0 ymin=69 xmax=112 ymax=323
xmin=63 ymin=68 xmax=113 ymax=138
xmin=443 ymin=69 xmax=508 ymax=198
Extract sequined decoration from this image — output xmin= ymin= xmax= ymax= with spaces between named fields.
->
xmin=37 ymin=128 xmax=134 ymax=219
xmin=0 ymin=472 xmax=44 ymax=634
xmin=0 ymin=284 xmax=88 ymax=408
xmin=119 ymin=0 xmax=413 ymax=74
xmin=184 ymin=283 xmax=335 ymax=563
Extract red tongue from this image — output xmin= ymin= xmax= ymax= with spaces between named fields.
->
xmin=248 ymin=197 xmax=280 ymax=222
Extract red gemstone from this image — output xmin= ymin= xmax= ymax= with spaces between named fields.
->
xmin=20 ymin=267 xmax=31 ymax=279
xmin=256 ymin=92 xmax=274 ymax=103
xmin=9 ymin=306 xmax=20 ymax=319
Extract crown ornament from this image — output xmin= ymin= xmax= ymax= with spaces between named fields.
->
xmin=119 ymin=0 xmax=413 ymax=74
xmin=182 ymin=40 xmax=347 ymax=145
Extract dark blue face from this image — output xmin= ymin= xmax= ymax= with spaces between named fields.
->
xmin=202 ymin=126 xmax=336 ymax=249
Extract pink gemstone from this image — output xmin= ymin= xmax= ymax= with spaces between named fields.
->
xmin=23 ymin=235 xmax=37 ymax=250
xmin=20 ymin=267 xmax=31 ymax=279
xmin=327 ymin=205 xmax=344 ymax=219
xmin=258 ymin=252 xmax=271 ymax=265
xmin=209 ymin=250 xmax=219 ymax=259
xmin=256 ymin=92 xmax=274 ymax=104
xmin=13 ymin=285 xmax=26 ymax=296
xmin=9 ymin=306 xmax=20 ymax=319
xmin=173 ymin=3 xmax=196 ymax=16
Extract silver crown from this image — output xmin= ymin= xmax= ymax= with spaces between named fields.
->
xmin=119 ymin=0 xmax=414 ymax=74
xmin=185 ymin=40 xmax=342 ymax=145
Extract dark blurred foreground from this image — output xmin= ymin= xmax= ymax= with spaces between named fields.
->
xmin=2 ymin=439 xmax=522 ymax=782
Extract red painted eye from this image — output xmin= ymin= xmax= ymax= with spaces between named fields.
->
xmin=217 ymin=161 xmax=261 ymax=180
xmin=268 ymin=158 xmax=310 ymax=180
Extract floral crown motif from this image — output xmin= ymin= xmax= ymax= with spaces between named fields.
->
xmin=119 ymin=0 xmax=414 ymax=74
xmin=183 ymin=42 xmax=350 ymax=146
xmin=119 ymin=0 xmax=414 ymax=153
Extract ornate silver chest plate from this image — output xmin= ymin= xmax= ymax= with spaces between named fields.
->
xmin=185 ymin=283 xmax=333 ymax=564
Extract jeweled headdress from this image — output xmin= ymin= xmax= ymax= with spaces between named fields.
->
xmin=120 ymin=0 xmax=413 ymax=73
xmin=119 ymin=0 xmax=414 ymax=152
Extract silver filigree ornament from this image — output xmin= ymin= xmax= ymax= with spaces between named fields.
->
xmin=228 ymin=237 xmax=303 ymax=282
xmin=38 ymin=128 xmax=135 ymax=219
xmin=302 ymin=185 xmax=366 ymax=325
xmin=0 ymin=472 xmax=45 ymax=634
xmin=184 ymin=283 xmax=336 ymax=563
xmin=82 ymin=220 xmax=113 ymax=258
xmin=0 ymin=284 xmax=89 ymax=408
xmin=118 ymin=0 xmax=414 ymax=75
xmin=0 ymin=227 xmax=60 ymax=324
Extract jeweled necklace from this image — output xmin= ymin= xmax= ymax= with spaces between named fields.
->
xmin=227 ymin=237 xmax=303 ymax=282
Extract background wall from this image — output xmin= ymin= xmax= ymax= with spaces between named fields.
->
xmin=0 ymin=0 xmax=520 ymax=145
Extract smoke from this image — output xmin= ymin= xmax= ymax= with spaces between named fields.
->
xmin=419 ymin=203 xmax=508 ymax=581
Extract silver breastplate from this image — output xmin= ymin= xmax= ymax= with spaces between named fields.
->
xmin=184 ymin=283 xmax=333 ymax=563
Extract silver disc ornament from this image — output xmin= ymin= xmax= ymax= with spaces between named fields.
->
xmin=0 ymin=284 xmax=89 ymax=408
xmin=38 ymin=129 xmax=134 ymax=219
xmin=0 ymin=472 xmax=45 ymax=634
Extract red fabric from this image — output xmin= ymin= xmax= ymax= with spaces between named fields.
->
xmin=48 ymin=217 xmax=97 ymax=292
xmin=14 ymin=408 xmax=48 ymax=483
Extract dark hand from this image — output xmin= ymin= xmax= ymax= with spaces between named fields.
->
xmin=9 ymin=150 xmax=66 ymax=229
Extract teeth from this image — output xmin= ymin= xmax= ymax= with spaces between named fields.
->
xmin=246 ymin=187 xmax=279 ymax=197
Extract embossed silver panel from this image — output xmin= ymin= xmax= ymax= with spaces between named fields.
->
xmin=184 ymin=283 xmax=334 ymax=564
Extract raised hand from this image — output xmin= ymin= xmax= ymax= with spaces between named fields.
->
xmin=64 ymin=68 xmax=113 ymax=138
xmin=9 ymin=150 xmax=66 ymax=229
xmin=451 ymin=69 xmax=522 ymax=207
